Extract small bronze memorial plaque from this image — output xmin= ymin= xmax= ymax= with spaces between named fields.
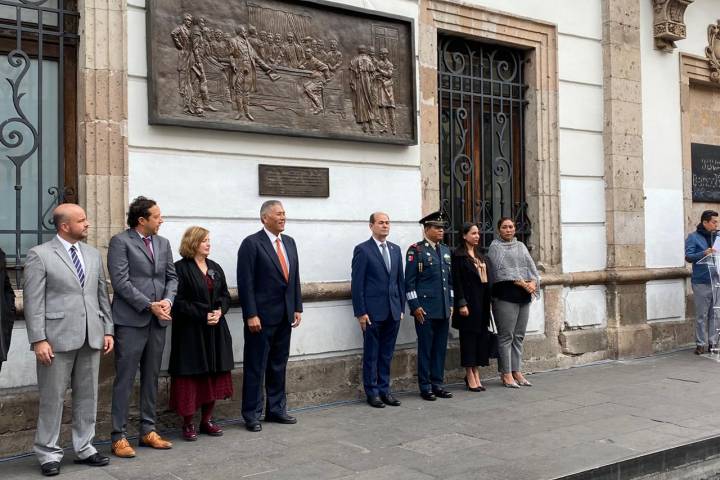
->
xmin=147 ymin=0 xmax=417 ymax=145
xmin=259 ymin=164 xmax=330 ymax=197
xmin=691 ymin=143 xmax=720 ymax=202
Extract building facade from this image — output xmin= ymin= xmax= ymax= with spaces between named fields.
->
xmin=0 ymin=0 xmax=717 ymax=456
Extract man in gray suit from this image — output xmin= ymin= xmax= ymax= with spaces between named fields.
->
xmin=23 ymin=203 xmax=114 ymax=476
xmin=108 ymin=196 xmax=178 ymax=458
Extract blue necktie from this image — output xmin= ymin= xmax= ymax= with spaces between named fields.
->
xmin=69 ymin=245 xmax=85 ymax=287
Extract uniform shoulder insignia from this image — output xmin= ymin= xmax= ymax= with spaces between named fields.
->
xmin=410 ymin=243 xmax=418 ymax=248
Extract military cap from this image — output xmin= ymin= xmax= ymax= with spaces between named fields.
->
xmin=419 ymin=210 xmax=448 ymax=228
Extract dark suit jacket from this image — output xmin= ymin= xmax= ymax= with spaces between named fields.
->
xmin=236 ymin=230 xmax=302 ymax=325
xmin=451 ymin=248 xmax=491 ymax=333
xmin=108 ymin=229 xmax=178 ymax=328
xmin=0 ymin=248 xmax=15 ymax=363
xmin=169 ymin=258 xmax=234 ymax=376
xmin=351 ymin=238 xmax=405 ymax=322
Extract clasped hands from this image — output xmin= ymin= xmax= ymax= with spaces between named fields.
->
xmin=207 ymin=309 xmax=222 ymax=325
xmin=150 ymin=300 xmax=172 ymax=321
xmin=514 ymin=279 xmax=537 ymax=295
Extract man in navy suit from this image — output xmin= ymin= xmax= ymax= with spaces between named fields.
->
xmin=351 ymin=212 xmax=405 ymax=408
xmin=237 ymin=200 xmax=302 ymax=432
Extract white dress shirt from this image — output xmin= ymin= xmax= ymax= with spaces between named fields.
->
xmin=56 ymin=234 xmax=86 ymax=273
xmin=134 ymin=228 xmax=154 ymax=256
xmin=264 ymin=227 xmax=288 ymax=267
xmin=373 ymin=237 xmax=391 ymax=270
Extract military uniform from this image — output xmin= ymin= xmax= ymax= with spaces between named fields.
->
xmin=404 ymin=211 xmax=454 ymax=399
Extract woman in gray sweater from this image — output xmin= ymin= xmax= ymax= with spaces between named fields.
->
xmin=488 ymin=217 xmax=539 ymax=388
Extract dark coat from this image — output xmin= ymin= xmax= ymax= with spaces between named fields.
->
xmin=404 ymin=240 xmax=453 ymax=320
xmin=451 ymin=248 xmax=491 ymax=333
xmin=351 ymin=238 xmax=405 ymax=322
xmin=168 ymin=258 xmax=234 ymax=376
xmin=236 ymin=230 xmax=303 ymax=325
xmin=0 ymin=248 xmax=15 ymax=364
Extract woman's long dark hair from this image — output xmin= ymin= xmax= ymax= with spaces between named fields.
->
xmin=457 ymin=222 xmax=486 ymax=261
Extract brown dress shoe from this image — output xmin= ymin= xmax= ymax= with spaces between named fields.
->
xmin=111 ymin=438 xmax=136 ymax=458
xmin=139 ymin=431 xmax=173 ymax=449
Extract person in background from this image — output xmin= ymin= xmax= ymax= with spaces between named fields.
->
xmin=108 ymin=196 xmax=178 ymax=458
xmin=487 ymin=217 xmax=539 ymax=389
xmin=685 ymin=209 xmax=719 ymax=355
xmin=351 ymin=212 xmax=405 ymax=408
xmin=0 ymin=247 xmax=15 ymax=373
xmin=23 ymin=204 xmax=113 ymax=476
xmin=404 ymin=210 xmax=454 ymax=401
xmin=169 ymin=226 xmax=234 ymax=441
xmin=451 ymin=222 xmax=491 ymax=392
xmin=237 ymin=200 xmax=302 ymax=432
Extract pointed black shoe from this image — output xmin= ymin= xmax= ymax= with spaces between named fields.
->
xmin=74 ymin=453 xmax=109 ymax=467
xmin=432 ymin=388 xmax=453 ymax=398
xmin=420 ymin=391 xmax=437 ymax=401
xmin=265 ymin=413 xmax=297 ymax=424
xmin=41 ymin=462 xmax=60 ymax=477
xmin=380 ymin=394 xmax=401 ymax=406
xmin=245 ymin=421 xmax=262 ymax=432
xmin=367 ymin=396 xmax=385 ymax=408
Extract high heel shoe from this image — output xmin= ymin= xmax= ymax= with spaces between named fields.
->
xmin=464 ymin=376 xmax=483 ymax=392
xmin=516 ymin=378 xmax=533 ymax=387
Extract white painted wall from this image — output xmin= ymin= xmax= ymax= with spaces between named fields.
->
xmin=1 ymin=1 xmax=621 ymax=388
xmin=637 ymin=0 xmax=720 ymax=322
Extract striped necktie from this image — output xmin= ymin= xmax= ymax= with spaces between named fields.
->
xmin=69 ymin=245 xmax=86 ymax=287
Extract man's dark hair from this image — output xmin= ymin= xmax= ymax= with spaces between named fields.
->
xmin=127 ymin=196 xmax=157 ymax=228
xmin=701 ymin=210 xmax=719 ymax=223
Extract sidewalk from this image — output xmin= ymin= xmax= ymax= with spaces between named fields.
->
xmin=2 ymin=350 xmax=719 ymax=480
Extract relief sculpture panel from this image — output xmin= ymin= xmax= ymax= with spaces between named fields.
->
xmin=147 ymin=0 xmax=417 ymax=145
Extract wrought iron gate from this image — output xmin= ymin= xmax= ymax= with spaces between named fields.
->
xmin=0 ymin=0 xmax=78 ymax=285
xmin=438 ymin=35 xmax=531 ymax=249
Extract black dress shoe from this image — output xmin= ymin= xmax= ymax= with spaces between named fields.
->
xmin=41 ymin=461 xmax=60 ymax=476
xmin=380 ymin=394 xmax=401 ymax=406
xmin=265 ymin=413 xmax=297 ymax=424
xmin=74 ymin=452 xmax=109 ymax=467
xmin=432 ymin=388 xmax=453 ymax=398
xmin=420 ymin=391 xmax=437 ymax=401
xmin=367 ymin=395 xmax=385 ymax=408
xmin=245 ymin=421 xmax=262 ymax=432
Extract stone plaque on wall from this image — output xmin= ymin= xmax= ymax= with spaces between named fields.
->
xmin=258 ymin=164 xmax=329 ymax=197
xmin=691 ymin=143 xmax=720 ymax=202
xmin=147 ymin=0 xmax=417 ymax=145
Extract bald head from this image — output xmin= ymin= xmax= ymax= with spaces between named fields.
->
xmin=369 ymin=212 xmax=390 ymax=241
xmin=53 ymin=203 xmax=89 ymax=242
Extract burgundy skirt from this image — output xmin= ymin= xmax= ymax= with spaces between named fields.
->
xmin=169 ymin=372 xmax=234 ymax=417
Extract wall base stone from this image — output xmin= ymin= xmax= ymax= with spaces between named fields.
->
xmin=559 ymin=329 xmax=609 ymax=355
xmin=609 ymin=324 xmax=654 ymax=358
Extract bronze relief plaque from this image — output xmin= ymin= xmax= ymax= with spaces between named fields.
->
xmin=147 ymin=0 xmax=417 ymax=145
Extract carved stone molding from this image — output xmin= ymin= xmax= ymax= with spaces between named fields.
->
xmin=706 ymin=20 xmax=720 ymax=82
xmin=652 ymin=0 xmax=694 ymax=52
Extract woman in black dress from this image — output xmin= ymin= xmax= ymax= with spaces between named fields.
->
xmin=451 ymin=222 xmax=492 ymax=391
xmin=169 ymin=226 xmax=234 ymax=441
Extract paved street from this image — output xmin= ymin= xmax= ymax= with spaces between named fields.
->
xmin=2 ymin=350 xmax=719 ymax=480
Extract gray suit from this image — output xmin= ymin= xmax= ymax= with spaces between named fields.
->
xmin=108 ymin=229 xmax=177 ymax=441
xmin=23 ymin=236 xmax=112 ymax=464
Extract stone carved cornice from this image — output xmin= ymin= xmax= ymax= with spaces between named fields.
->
xmin=653 ymin=0 xmax=694 ymax=52
xmin=706 ymin=20 xmax=720 ymax=82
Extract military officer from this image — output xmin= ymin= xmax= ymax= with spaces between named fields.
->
xmin=405 ymin=210 xmax=454 ymax=401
